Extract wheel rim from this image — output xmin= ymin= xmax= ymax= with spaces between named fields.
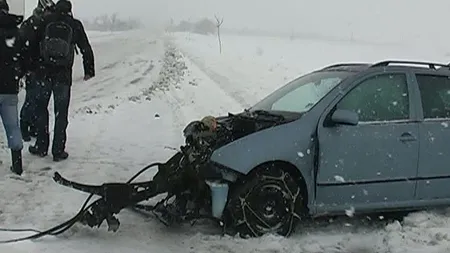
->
xmin=244 ymin=181 xmax=293 ymax=234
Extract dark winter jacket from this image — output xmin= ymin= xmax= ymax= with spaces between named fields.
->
xmin=34 ymin=1 xmax=95 ymax=85
xmin=19 ymin=8 xmax=47 ymax=73
xmin=0 ymin=12 xmax=26 ymax=94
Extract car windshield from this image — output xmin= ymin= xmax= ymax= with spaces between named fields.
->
xmin=250 ymin=71 xmax=352 ymax=113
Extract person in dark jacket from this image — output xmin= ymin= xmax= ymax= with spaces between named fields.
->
xmin=19 ymin=4 xmax=54 ymax=142
xmin=0 ymin=0 xmax=26 ymax=175
xmin=29 ymin=0 xmax=95 ymax=161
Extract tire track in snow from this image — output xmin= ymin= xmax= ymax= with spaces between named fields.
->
xmin=71 ymin=34 xmax=163 ymax=115
xmin=165 ymin=38 xmax=251 ymax=109
xmin=155 ymin=41 xmax=243 ymax=130
xmin=146 ymin=42 xmax=191 ymax=148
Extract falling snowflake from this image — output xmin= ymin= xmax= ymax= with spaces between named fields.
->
xmin=5 ymin=37 xmax=15 ymax=47
xmin=345 ymin=206 xmax=355 ymax=217
xmin=334 ymin=175 xmax=345 ymax=182
xmin=297 ymin=152 xmax=304 ymax=158
xmin=442 ymin=122 xmax=449 ymax=128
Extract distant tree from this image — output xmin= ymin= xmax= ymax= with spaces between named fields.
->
xmin=82 ymin=13 xmax=141 ymax=32
xmin=214 ymin=15 xmax=224 ymax=54
xmin=169 ymin=18 xmax=220 ymax=35
xmin=193 ymin=18 xmax=216 ymax=35
xmin=177 ymin=21 xmax=193 ymax=31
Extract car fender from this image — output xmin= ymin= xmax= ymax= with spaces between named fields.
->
xmin=210 ymin=116 xmax=318 ymax=199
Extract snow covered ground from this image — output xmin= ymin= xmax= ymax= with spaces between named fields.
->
xmin=1 ymin=29 xmax=450 ymax=252
xmin=171 ymin=32 xmax=450 ymax=107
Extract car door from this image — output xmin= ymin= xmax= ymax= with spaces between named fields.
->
xmin=315 ymin=71 xmax=420 ymax=214
xmin=414 ymin=72 xmax=450 ymax=200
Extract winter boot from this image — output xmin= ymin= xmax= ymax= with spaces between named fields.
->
xmin=29 ymin=145 xmax=48 ymax=157
xmin=53 ymin=151 xmax=69 ymax=162
xmin=20 ymin=120 xmax=31 ymax=142
xmin=10 ymin=150 xmax=23 ymax=176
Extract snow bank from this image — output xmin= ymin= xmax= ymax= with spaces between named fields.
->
xmin=137 ymin=43 xmax=189 ymax=101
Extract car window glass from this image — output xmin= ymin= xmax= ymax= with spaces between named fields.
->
xmin=336 ymin=73 xmax=409 ymax=122
xmin=272 ymin=77 xmax=341 ymax=112
xmin=416 ymin=74 xmax=450 ymax=119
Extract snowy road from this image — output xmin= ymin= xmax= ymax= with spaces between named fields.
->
xmin=1 ymin=30 xmax=450 ymax=252
xmin=0 ymin=30 xmax=244 ymax=253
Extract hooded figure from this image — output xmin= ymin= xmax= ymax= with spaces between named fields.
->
xmin=33 ymin=6 xmax=43 ymax=16
xmin=28 ymin=0 xmax=94 ymax=162
xmin=18 ymin=1 xmax=54 ymax=142
xmin=54 ymin=0 xmax=71 ymax=14
xmin=0 ymin=0 xmax=26 ymax=175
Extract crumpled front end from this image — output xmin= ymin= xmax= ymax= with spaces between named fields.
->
xmin=195 ymin=112 xmax=298 ymax=220
xmin=46 ymin=112 xmax=294 ymax=238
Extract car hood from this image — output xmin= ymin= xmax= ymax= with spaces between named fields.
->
xmin=212 ymin=110 xmax=303 ymax=149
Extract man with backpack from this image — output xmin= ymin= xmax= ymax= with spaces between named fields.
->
xmin=19 ymin=1 xmax=54 ymax=142
xmin=0 ymin=0 xmax=27 ymax=175
xmin=29 ymin=0 xmax=95 ymax=161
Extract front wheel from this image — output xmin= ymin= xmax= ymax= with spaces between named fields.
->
xmin=226 ymin=165 xmax=305 ymax=237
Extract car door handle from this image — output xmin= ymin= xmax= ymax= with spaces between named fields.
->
xmin=398 ymin=132 xmax=417 ymax=142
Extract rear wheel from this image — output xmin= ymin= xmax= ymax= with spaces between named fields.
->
xmin=226 ymin=164 xmax=305 ymax=237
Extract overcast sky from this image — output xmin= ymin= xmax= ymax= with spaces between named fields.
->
xmin=18 ymin=0 xmax=450 ymax=42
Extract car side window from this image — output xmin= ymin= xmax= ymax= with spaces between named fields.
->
xmin=336 ymin=73 xmax=409 ymax=122
xmin=416 ymin=74 xmax=450 ymax=119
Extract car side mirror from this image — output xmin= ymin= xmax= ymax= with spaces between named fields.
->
xmin=331 ymin=109 xmax=359 ymax=126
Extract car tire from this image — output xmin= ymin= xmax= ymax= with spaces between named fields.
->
xmin=226 ymin=164 xmax=305 ymax=238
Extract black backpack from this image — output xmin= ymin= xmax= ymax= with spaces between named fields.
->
xmin=40 ymin=21 xmax=73 ymax=67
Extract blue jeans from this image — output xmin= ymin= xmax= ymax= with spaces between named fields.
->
xmin=0 ymin=94 xmax=23 ymax=150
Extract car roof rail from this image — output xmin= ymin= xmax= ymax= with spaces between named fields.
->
xmin=321 ymin=63 xmax=370 ymax=70
xmin=371 ymin=60 xmax=450 ymax=70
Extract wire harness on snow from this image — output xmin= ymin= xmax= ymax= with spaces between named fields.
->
xmin=0 ymin=162 xmax=162 ymax=244
xmin=0 ymin=118 xmax=233 ymax=244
